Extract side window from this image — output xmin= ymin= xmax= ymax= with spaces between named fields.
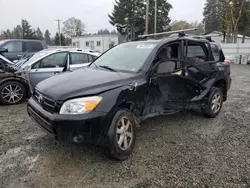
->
xmin=97 ymin=41 xmax=101 ymax=46
xmin=210 ymin=44 xmax=220 ymax=62
xmin=154 ymin=43 xmax=180 ymax=72
xmin=24 ymin=42 xmax=43 ymax=52
xmin=3 ymin=42 xmax=22 ymax=52
xmin=71 ymin=53 xmax=89 ymax=65
xmin=186 ymin=42 xmax=208 ymax=61
xmin=39 ymin=52 xmax=67 ymax=68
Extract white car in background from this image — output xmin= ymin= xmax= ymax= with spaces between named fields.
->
xmin=17 ymin=48 xmax=100 ymax=93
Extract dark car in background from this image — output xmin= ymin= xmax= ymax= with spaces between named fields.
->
xmin=0 ymin=39 xmax=48 ymax=62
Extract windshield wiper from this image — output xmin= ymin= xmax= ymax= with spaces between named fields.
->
xmin=99 ymin=65 xmax=116 ymax=72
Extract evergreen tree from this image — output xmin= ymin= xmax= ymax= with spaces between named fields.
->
xmin=203 ymin=0 xmax=223 ymax=33
xmin=97 ymin=29 xmax=110 ymax=34
xmin=54 ymin=32 xmax=66 ymax=46
xmin=109 ymin=0 xmax=172 ymax=39
xmin=11 ymin=25 xmax=22 ymax=39
xmin=35 ymin=27 xmax=44 ymax=40
xmin=21 ymin=19 xmax=35 ymax=39
xmin=44 ymin=30 xmax=53 ymax=45
xmin=4 ymin=29 xmax=12 ymax=39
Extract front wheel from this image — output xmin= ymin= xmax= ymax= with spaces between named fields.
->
xmin=107 ymin=109 xmax=136 ymax=161
xmin=0 ymin=81 xmax=26 ymax=105
xmin=202 ymin=87 xmax=223 ymax=118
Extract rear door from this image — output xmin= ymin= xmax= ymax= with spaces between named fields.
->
xmin=1 ymin=41 xmax=24 ymax=61
xmin=28 ymin=52 xmax=68 ymax=92
xmin=69 ymin=52 xmax=93 ymax=69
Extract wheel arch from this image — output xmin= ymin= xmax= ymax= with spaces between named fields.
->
xmin=0 ymin=77 xmax=29 ymax=97
xmin=213 ymin=79 xmax=227 ymax=101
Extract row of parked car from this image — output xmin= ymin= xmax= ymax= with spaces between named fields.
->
xmin=0 ymin=31 xmax=232 ymax=160
xmin=0 ymin=39 xmax=100 ymax=105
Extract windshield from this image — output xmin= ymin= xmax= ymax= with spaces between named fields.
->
xmin=20 ymin=50 xmax=55 ymax=69
xmin=90 ymin=42 xmax=156 ymax=72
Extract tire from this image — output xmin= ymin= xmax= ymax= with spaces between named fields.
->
xmin=0 ymin=81 xmax=26 ymax=105
xmin=202 ymin=87 xmax=223 ymax=118
xmin=107 ymin=109 xmax=136 ymax=161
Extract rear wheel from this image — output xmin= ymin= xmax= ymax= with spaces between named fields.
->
xmin=0 ymin=81 xmax=26 ymax=105
xmin=202 ymin=87 xmax=223 ymax=118
xmin=107 ymin=109 xmax=136 ymax=161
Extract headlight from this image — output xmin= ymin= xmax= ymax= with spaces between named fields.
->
xmin=59 ymin=96 xmax=102 ymax=114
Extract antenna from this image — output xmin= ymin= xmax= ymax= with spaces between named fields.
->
xmin=138 ymin=28 xmax=197 ymax=38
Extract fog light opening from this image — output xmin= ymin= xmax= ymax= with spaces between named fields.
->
xmin=73 ymin=135 xmax=84 ymax=143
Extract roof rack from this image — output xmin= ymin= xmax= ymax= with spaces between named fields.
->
xmin=190 ymin=34 xmax=221 ymax=42
xmin=138 ymin=28 xmax=197 ymax=38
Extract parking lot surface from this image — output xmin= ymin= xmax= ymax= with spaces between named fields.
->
xmin=0 ymin=65 xmax=250 ymax=188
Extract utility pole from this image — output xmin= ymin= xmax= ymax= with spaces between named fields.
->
xmin=145 ymin=0 xmax=149 ymax=34
xmin=55 ymin=19 xmax=61 ymax=46
xmin=154 ymin=0 xmax=157 ymax=34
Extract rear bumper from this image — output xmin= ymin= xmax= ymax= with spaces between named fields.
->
xmin=27 ymin=97 xmax=108 ymax=144
xmin=227 ymin=77 xmax=232 ymax=91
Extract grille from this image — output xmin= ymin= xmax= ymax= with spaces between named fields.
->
xmin=33 ymin=90 xmax=56 ymax=113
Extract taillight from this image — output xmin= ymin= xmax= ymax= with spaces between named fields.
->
xmin=224 ymin=59 xmax=231 ymax=67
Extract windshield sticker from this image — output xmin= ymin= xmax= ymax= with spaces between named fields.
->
xmin=136 ymin=44 xmax=155 ymax=49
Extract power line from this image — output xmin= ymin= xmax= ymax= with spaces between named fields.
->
xmin=55 ymin=19 xmax=61 ymax=45
xmin=145 ymin=0 xmax=149 ymax=34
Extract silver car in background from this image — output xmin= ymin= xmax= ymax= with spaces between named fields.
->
xmin=17 ymin=48 xmax=100 ymax=93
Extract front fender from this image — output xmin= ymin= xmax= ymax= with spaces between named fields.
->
xmin=94 ymin=85 xmax=135 ymax=113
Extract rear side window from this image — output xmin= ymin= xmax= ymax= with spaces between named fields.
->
xmin=210 ymin=43 xmax=220 ymax=62
xmin=3 ymin=42 xmax=22 ymax=52
xmin=186 ymin=42 xmax=208 ymax=61
xmin=71 ymin=53 xmax=89 ymax=64
xmin=24 ymin=41 xmax=43 ymax=52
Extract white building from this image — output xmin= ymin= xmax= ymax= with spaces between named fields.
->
xmin=72 ymin=34 xmax=119 ymax=53
xmin=207 ymin=31 xmax=250 ymax=44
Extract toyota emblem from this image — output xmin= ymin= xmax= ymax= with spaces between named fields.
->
xmin=38 ymin=94 xmax=43 ymax=103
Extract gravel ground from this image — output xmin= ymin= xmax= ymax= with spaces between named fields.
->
xmin=0 ymin=64 xmax=250 ymax=188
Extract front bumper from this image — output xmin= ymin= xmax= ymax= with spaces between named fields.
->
xmin=27 ymin=97 xmax=108 ymax=144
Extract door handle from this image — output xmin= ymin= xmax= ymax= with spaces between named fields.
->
xmin=17 ymin=54 xmax=22 ymax=57
xmin=149 ymin=77 xmax=158 ymax=85
xmin=54 ymin=71 xmax=60 ymax=75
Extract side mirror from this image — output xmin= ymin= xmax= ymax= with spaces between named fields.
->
xmin=156 ymin=61 xmax=176 ymax=75
xmin=0 ymin=48 xmax=8 ymax=53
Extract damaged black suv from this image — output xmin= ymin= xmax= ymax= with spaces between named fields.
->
xmin=27 ymin=31 xmax=231 ymax=160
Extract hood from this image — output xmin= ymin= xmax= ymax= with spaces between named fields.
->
xmin=36 ymin=68 xmax=134 ymax=100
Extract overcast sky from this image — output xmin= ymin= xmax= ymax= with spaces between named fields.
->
xmin=0 ymin=0 xmax=205 ymax=35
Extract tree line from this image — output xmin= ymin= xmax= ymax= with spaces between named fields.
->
xmin=0 ymin=17 xmax=87 ymax=46
xmin=203 ymin=0 xmax=250 ymax=43
xmin=2 ymin=0 xmax=249 ymax=44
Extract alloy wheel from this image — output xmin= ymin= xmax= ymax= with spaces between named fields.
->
xmin=116 ymin=117 xmax=133 ymax=151
xmin=211 ymin=93 xmax=221 ymax=113
xmin=1 ymin=84 xmax=23 ymax=104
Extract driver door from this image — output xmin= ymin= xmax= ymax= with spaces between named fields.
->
xmin=28 ymin=52 xmax=68 ymax=93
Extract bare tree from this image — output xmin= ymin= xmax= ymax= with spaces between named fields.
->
xmin=62 ymin=17 xmax=85 ymax=37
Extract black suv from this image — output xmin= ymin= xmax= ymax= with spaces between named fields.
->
xmin=0 ymin=39 xmax=47 ymax=62
xmin=27 ymin=31 xmax=231 ymax=160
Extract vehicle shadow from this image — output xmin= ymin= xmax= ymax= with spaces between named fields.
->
xmin=28 ymin=109 xmax=210 ymax=187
